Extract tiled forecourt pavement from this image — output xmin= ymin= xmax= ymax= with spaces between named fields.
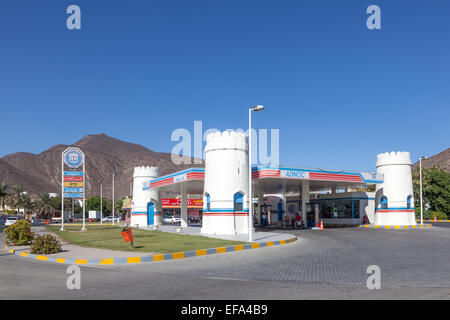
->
xmin=118 ymin=227 xmax=450 ymax=289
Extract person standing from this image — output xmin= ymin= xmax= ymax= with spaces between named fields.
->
xmin=277 ymin=199 xmax=283 ymax=226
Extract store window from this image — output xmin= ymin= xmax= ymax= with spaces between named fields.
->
xmin=380 ymin=196 xmax=388 ymax=209
xmin=234 ymin=192 xmax=243 ymax=212
xmin=314 ymin=198 xmax=360 ymax=219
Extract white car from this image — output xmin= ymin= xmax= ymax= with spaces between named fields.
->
xmin=5 ymin=217 xmax=19 ymax=226
xmin=101 ymin=217 xmax=120 ymax=223
xmin=163 ymin=216 xmax=181 ymax=224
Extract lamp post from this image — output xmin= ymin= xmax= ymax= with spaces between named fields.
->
xmin=248 ymin=105 xmax=264 ymax=242
xmin=419 ymin=156 xmax=427 ymax=225
xmin=112 ymin=173 xmax=117 ymax=226
xmin=98 ymin=180 xmax=103 ymax=225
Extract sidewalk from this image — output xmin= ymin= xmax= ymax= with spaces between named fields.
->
xmin=140 ymin=224 xmax=295 ymax=243
xmin=4 ymin=224 xmax=297 ymax=265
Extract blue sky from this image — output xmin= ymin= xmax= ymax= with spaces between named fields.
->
xmin=0 ymin=0 xmax=449 ymax=172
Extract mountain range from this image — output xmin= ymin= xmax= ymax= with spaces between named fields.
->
xmin=0 ymin=134 xmax=448 ymax=198
xmin=411 ymin=147 xmax=450 ymax=173
xmin=0 ymin=134 xmax=202 ymax=198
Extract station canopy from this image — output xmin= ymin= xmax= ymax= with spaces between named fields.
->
xmin=144 ymin=166 xmax=383 ymax=197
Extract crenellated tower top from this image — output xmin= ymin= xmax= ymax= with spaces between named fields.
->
xmin=133 ymin=166 xmax=160 ymax=178
xmin=205 ymin=130 xmax=248 ymax=153
xmin=376 ymin=151 xmax=412 ymax=167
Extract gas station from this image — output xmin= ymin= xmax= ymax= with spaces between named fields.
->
xmin=131 ymin=131 xmax=417 ymax=236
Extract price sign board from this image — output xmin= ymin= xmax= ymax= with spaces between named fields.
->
xmin=61 ymin=147 xmax=86 ymax=230
xmin=64 ymin=182 xmax=84 ymax=187
xmin=64 ymin=176 xmax=84 ymax=182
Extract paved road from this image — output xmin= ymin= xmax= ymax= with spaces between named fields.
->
xmin=1 ymin=225 xmax=449 ymax=299
xmin=428 ymin=221 xmax=450 ymax=228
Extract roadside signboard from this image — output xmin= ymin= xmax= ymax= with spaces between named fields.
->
xmin=64 ymin=187 xmax=84 ymax=193
xmin=64 ymin=193 xmax=85 ymax=198
xmin=64 ymin=176 xmax=84 ymax=182
xmin=61 ymin=147 xmax=86 ymax=230
xmin=64 ymin=182 xmax=84 ymax=187
xmin=64 ymin=171 xmax=84 ymax=176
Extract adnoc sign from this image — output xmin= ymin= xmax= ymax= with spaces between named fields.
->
xmin=280 ymin=169 xmax=309 ymax=179
xmin=61 ymin=147 xmax=86 ymax=230
xmin=64 ymin=148 xmax=84 ymax=168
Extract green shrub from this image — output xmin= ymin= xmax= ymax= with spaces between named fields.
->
xmin=30 ymin=234 xmax=61 ymax=254
xmin=424 ymin=211 xmax=448 ymax=220
xmin=4 ymin=220 xmax=34 ymax=246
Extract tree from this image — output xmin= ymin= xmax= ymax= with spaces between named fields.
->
xmin=115 ymin=199 xmax=125 ymax=215
xmin=10 ymin=185 xmax=24 ymax=214
xmin=35 ymin=193 xmax=57 ymax=219
xmin=412 ymin=167 xmax=450 ymax=219
xmin=86 ymin=196 xmax=109 ymax=213
xmin=0 ymin=182 xmax=8 ymax=213
xmin=21 ymin=193 xmax=35 ymax=221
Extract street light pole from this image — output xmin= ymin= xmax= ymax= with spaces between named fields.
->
xmin=99 ymin=180 xmax=102 ymax=225
xmin=248 ymin=105 xmax=264 ymax=242
xmin=419 ymin=156 xmax=426 ymax=225
xmin=112 ymin=173 xmax=116 ymax=226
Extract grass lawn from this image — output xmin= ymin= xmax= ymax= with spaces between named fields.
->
xmin=47 ymin=226 xmax=248 ymax=253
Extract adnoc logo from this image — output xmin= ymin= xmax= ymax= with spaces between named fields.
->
xmin=64 ymin=148 xmax=84 ymax=168
xmin=280 ymin=169 xmax=309 ymax=179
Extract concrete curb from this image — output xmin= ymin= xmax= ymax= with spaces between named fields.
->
xmin=49 ymin=223 xmax=124 ymax=227
xmin=360 ymin=224 xmax=432 ymax=229
xmin=324 ymin=224 xmax=361 ymax=228
xmin=6 ymin=236 xmax=297 ymax=266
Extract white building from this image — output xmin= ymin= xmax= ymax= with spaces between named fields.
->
xmin=131 ymin=130 xmax=416 ymax=233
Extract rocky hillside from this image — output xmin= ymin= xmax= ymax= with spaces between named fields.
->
xmin=412 ymin=148 xmax=450 ymax=173
xmin=0 ymin=134 xmax=203 ymax=198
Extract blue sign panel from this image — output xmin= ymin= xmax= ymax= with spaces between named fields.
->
xmin=64 ymin=187 xmax=84 ymax=193
xmin=64 ymin=149 xmax=84 ymax=168
xmin=64 ymin=171 xmax=84 ymax=177
xmin=64 ymin=193 xmax=84 ymax=198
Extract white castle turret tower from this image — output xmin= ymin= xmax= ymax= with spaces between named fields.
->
xmin=201 ymin=131 xmax=250 ymax=235
xmin=131 ymin=166 xmax=161 ymax=227
xmin=375 ymin=151 xmax=416 ymax=226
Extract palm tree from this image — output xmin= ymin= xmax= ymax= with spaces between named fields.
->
xmin=10 ymin=185 xmax=24 ymax=215
xmin=21 ymin=193 xmax=35 ymax=221
xmin=0 ymin=182 xmax=8 ymax=213
xmin=36 ymin=193 xmax=56 ymax=219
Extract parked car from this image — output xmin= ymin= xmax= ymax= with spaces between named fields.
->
xmin=102 ymin=216 xmax=120 ymax=223
xmin=163 ymin=216 xmax=181 ymax=224
xmin=188 ymin=216 xmax=201 ymax=223
xmin=5 ymin=216 xmax=19 ymax=226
